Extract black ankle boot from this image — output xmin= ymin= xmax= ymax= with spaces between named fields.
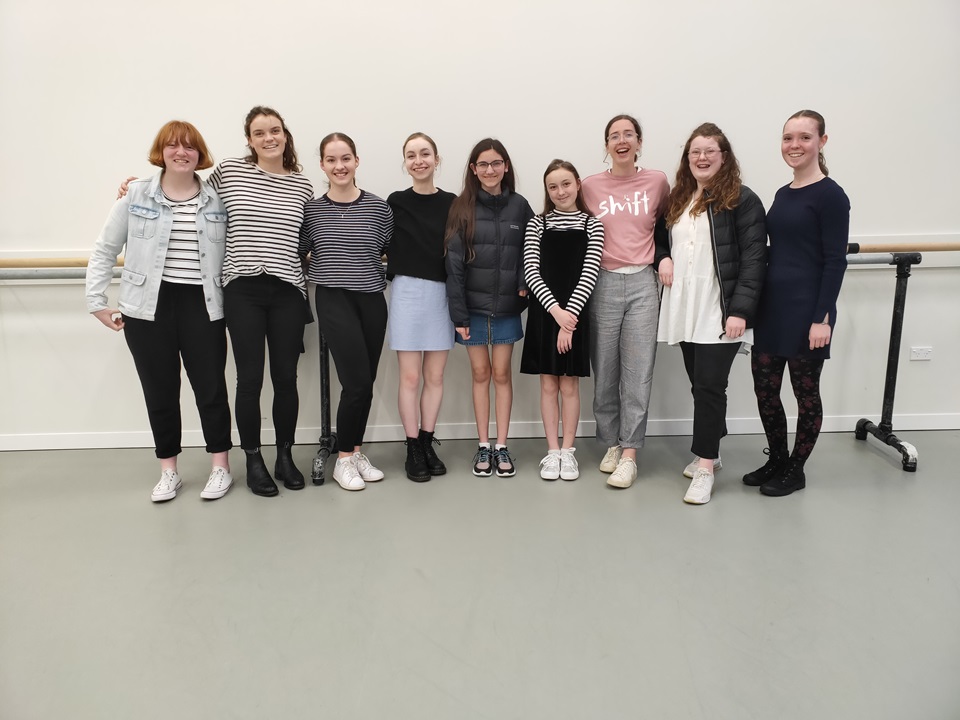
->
xmin=405 ymin=437 xmax=431 ymax=482
xmin=742 ymin=448 xmax=789 ymax=486
xmin=419 ymin=430 xmax=447 ymax=476
xmin=760 ymin=458 xmax=806 ymax=497
xmin=245 ymin=449 xmax=279 ymax=497
xmin=275 ymin=442 xmax=305 ymax=490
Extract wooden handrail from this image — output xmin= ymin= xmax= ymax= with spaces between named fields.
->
xmin=848 ymin=242 xmax=960 ymax=253
xmin=0 ymin=258 xmax=123 ymax=269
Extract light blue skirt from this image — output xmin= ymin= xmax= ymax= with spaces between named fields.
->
xmin=388 ymin=275 xmax=455 ymax=351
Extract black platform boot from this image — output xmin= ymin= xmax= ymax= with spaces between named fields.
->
xmin=419 ymin=430 xmax=447 ymax=476
xmin=405 ymin=437 xmax=431 ymax=482
xmin=742 ymin=448 xmax=789 ymax=486
xmin=245 ymin=449 xmax=279 ymax=497
xmin=760 ymin=458 xmax=806 ymax=497
xmin=275 ymin=442 xmax=305 ymax=490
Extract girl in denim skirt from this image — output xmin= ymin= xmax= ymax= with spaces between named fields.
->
xmin=445 ymin=138 xmax=534 ymax=477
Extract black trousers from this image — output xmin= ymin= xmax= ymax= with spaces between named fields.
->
xmin=123 ymin=282 xmax=232 ymax=459
xmin=315 ymin=286 xmax=387 ymax=451
xmin=224 ymin=275 xmax=306 ymax=449
xmin=680 ymin=341 xmax=741 ymax=460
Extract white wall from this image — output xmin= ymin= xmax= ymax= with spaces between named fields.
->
xmin=1 ymin=0 xmax=958 ymax=451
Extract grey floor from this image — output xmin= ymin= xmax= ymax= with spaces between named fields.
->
xmin=1 ymin=431 xmax=958 ymax=720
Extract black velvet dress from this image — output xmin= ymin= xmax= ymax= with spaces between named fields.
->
xmin=520 ymin=223 xmax=591 ymax=377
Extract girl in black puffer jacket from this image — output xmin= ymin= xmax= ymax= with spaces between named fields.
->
xmin=445 ymin=138 xmax=534 ymax=478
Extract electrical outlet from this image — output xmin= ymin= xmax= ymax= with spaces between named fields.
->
xmin=909 ymin=346 xmax=933 ymax=361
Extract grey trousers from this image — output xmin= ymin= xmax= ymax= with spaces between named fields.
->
xmin=589 ymin=267 xmax=659 ymax=449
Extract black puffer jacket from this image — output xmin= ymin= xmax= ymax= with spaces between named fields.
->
xmin=445 ymin=188 xmax=534 ymax=327
xmin=655 ymin=185 xmax=767 ymax=327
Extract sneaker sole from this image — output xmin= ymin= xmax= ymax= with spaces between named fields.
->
xmin=560 ymin=472 xmax=579 ymax=481
xmin=362 ymin=475 xmax=384 ymax=483
xmin=200 ymin=485 xmax=231 ymax=500
xmin=606 ymin=477 xmax=634 ymax=489
xmin=472 ymin=468 xmax=493 ymax=477
xmin=333 ymin=478 xmax=365 ymax=491
xmin=540 ymin=473 xmax=559 ymax=481
xmin=683 ymin=494 xmax=711 ymax=504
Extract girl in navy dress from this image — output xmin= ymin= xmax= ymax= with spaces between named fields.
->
xmin=746 ymin=110 xmax=850 ymax=497
xmin=520 ymin=160 xmax=603 ymax=481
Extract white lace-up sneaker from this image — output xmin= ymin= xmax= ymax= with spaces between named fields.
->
xmin=599 ymin=445 xmax=622 ymax=473
xmin=333 ymin=456 xmax=365 ymax=491
xmin=606 ymin=457 xmax=637 ymax=488
xmin=539 ymin=450 xmax=561 ymax=480
xmin=151 ymin=469 xmax=182 ymax=502
xmin=200 ymin=467 xmax=233 ymax=500
xmin=683 ymin=456 xmax=722 ymax=479
xmin=353 ymin=452 xmax=384 ymax=482
xmin=559 ymin=448 xmax=579 ymax=480
xmin=683 ymin=468 xmax=715 ymax=505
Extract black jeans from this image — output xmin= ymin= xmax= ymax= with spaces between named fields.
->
xmin=123 ymin=282 xmax=231 ymax=459
xmin=680 ymin=341 xmax=741 ymax=460
xmin=315 ymin=286 xmax=387 ymax=450
xmin=224 ymin=275 xmax=306 ymax=449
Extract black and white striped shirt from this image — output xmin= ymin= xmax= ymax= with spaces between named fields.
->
xmin=299 ymin=191 xmax=393 ymax=293
xmin=209 ymin=157 xmax=314 ymax=294
xmin=161 ymin=190 xmax=203 ymax=285
xmin=523 ymin=210 xmax=604 ymax=317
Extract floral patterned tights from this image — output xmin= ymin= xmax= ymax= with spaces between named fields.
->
xmin=750 ymin=351 xmax=825 ymax=464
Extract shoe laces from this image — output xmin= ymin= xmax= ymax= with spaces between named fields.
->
xmin=474 ymin=446 xmax=491 ymax=465
xmin=540 ymin=452 xmax=560 ymax=469
xmin=494 ymin=447 xmax=513 ymax=468
xmin=690 ymin=468 xmax=713 ymax=491
xmin=560 ymin=449 xmax=577 ymax=470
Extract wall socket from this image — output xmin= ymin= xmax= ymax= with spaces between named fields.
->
xmin=910 ymin=346 xmax=933 ymax=361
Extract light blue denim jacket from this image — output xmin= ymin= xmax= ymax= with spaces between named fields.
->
xmin=86 ymin=172 xmax=228 ymax=321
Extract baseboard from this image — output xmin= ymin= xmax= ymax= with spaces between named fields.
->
xmin=2 ymin=413 xmax=956 ymax=451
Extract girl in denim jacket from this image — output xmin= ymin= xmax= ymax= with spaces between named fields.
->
xmin=87 ymin=120 xmax=232 ymax=503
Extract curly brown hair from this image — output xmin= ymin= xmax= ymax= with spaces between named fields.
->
xmin=666 ymin=123 xmax=742 ymax=226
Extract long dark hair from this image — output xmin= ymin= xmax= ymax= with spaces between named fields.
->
xmin=243 ymin=105 xmax=302 ymax=173
xmin=787 ymin=109 xmax=829 ymax=176
xmin=444 ymin=138 xmax=516 ymax=262
xmin=666 ymin=123 xmax=742 ymax=226
xmin=541 ymin=159 xmax=591 ymax=216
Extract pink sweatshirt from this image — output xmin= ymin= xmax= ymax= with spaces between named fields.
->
xmin=581 ymin=168 xmax=670 ymax=270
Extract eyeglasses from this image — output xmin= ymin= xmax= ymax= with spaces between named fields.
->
xmin=688 ymin=148 xmax=721 ymax=159
xmin=607 ymin=132 xmax=637 ymax=143
xmin=473 ymin=160 xmax=505 ymax=171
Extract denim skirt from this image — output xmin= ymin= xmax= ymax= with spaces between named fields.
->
xmin=455 ymin=312 xmax=523 ymax=346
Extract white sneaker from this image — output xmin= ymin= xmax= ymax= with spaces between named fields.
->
xmin=200 ymin=467 xmax=233 ymax=500
xmin=599 ymin=445 xmax=622 ymax=473
xmin=353 ymin=452 xmax=384 ymax=482
xmin=683 ymin=456 xmax=722 ymax=478
xmin=606 ymin=457 xmax=637 ymax=488
xmin=559 ymin=448 xmax=579 ymax=480
xmin=539 ymin=450 xmax=561 ymax=480
xmin=684 ymin=468 xmax=715 ymax=505
xmin=151 ymin=469 xmax=182 ymax=502
xmin=333 ymin=456 xmax=365 ymax=491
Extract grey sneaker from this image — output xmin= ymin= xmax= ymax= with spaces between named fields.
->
xmin=683 ymin=456 xmax=722 ymax=479
xmin=606 ymin=458 xmax=637 ymax=488
xmin=599 ymin=445 xmax=622 ymax=473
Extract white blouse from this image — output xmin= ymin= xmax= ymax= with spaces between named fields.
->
xmin=657 ymin=202 xmax=753 ymax=346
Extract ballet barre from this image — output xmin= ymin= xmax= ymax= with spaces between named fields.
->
xmin=845 ymin=241 xmax=959 ymax=471
xmin=0 ymin=257 xmax=122 ymax=280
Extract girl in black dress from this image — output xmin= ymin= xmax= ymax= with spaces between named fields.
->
xmin=520 ymin=160 xmax=604 ymax=481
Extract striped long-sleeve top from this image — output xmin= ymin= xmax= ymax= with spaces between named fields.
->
xmin=299 ymin=190 xmax=394 ymax=293
xmin=209 ymin=157 xmax=315 ymax=295
xmin=523 ymin=210 xmax=604 ymax=317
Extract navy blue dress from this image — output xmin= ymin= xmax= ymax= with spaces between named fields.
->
xmin=754 ymin=177 xmax=850 ymax=360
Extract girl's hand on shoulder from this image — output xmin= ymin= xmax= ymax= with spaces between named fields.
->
xmin=809 ymin=322 xmax=831 ymax=350
xmin=518 ymin=289 xmax=527 ymax=297
xmin=117 ymin=176 xmax=137 ymax=200
xmin=557 ymin=328 xmax=573 ymax=354
xmin=456 ymin=326 xmax=471 ymax=341
xmin=658 ymin=257 xmax=674 ymax=287
xmin=725 ymin=316 xmax=746 ymax=339
xmin=93 ymin=308 xmax=124 ymax=332
xmin=549 ymin=306 xmax=578 ymax=332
